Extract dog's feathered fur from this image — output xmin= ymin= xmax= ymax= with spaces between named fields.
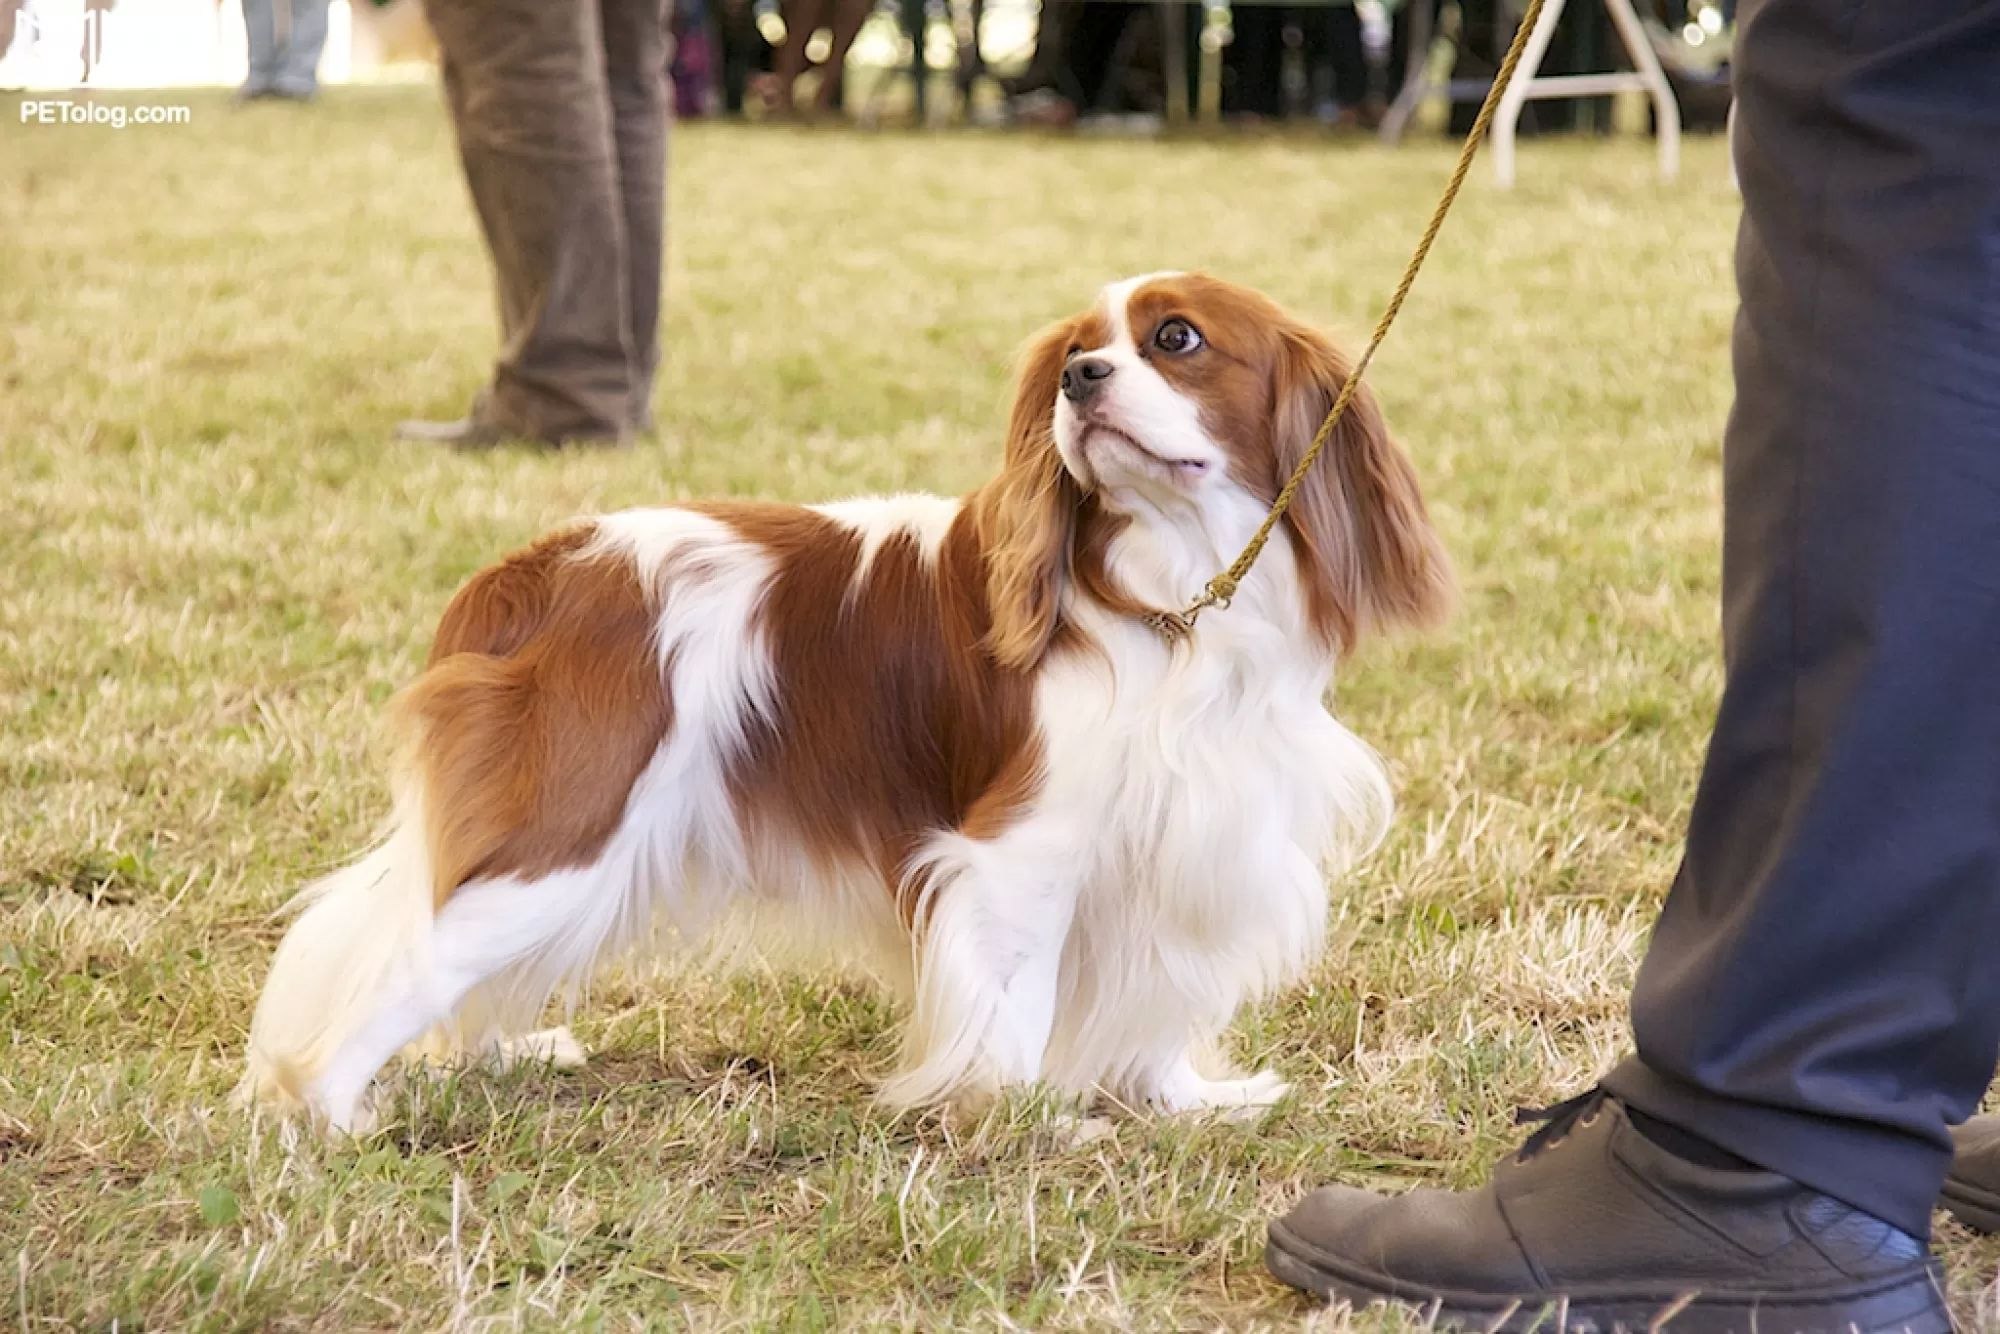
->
xmin=245 ymin=273 xmax=1451 ymax=1130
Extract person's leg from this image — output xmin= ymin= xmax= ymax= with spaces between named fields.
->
xmin=1597 ymin=0 xmax=2000 ymax=1240
xmin=1326 ymin=3 xmax=1366 ymax=115
xmin=1009 ymin=0 xmax=1074 ymax=95
xmin=597 ymin=0 xmax=671 ymax=432
xmin=1224 ymin=7 xmax=1284 ymax=119
xmin=770 ymin=0 xmax=831 ymax=113
xmin=272 ymin=0 xmax=329 ymax=97
xmin=240 ymin=0 xmax=278 ymax=95
xmin=1382 ymin=0 xmax=1418 ymax=106
xmin=414 ymin=0 xmax=634 ymax=443
xmin=1267 ymin=0 xmax=2000 ymax=1321
xmin=1064 ymin=1 xmax=1135 ymax=110
xmin=669 ymin=2 xmax=718 ymax=119
xmin=812 ymin=0 xmax=871 ymax=115
xmin=715 ymin=0 xmax=757 ymax=113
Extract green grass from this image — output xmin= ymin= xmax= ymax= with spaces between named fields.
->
xmin=4 ymin=88 xmax=1995 ymax=1330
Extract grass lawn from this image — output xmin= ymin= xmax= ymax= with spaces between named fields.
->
xmin=4 ymin=88 xmax=1995 ymax=1330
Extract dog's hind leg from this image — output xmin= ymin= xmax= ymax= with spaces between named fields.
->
xmin=413 ymin=998 xmax=589 ymax=1074
xmin=305 ymin=862 xmax=631 ymax=1132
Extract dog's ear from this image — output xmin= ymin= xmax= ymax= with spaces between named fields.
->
xmin=974 ymin=319 xmax=1085 ymax=670
xmin=1271 ymin=322 xmax=1453 ymax=654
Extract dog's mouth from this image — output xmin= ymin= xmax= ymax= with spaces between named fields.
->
xmin=1083 ymin=424 xmax=1210 ymax=477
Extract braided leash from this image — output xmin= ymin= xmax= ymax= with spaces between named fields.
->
xmin=1142 ymin=0 xmax=1551 ymax=643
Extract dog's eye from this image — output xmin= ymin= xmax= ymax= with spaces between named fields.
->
xmin=1153 ymin=319 xmax=1203 ymax=355
xmin=1065 ymin=344 xmax=1083 ymax=359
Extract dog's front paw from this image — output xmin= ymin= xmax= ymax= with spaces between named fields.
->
xmin=494 ymin=1026 xmax=589 ymax=1071
xmin=1146 ymin=1067 xmax=1292 ymax=1120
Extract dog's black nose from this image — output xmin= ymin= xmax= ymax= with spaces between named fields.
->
xmin=1061 ymin=355 xmax=1114 ymax=404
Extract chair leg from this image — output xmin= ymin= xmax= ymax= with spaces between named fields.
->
xmin=954 ymin=0 xmax=985 ymax=107
xmin=1490 ymin=0 xmax=1567 ymax=188
xmin=1490 ymin=0 xmax=1681 ymax=187
xmin=1599 ymin=0 xmax=1681 ymax=179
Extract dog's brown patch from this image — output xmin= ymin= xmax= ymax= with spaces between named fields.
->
xmin=974 ymin=309 xmax=1113 ymax=668
xmin=399 ymin=527 xmax=672 ymax=905
xmin=702 ymin=502 xmax=1044 ymax=914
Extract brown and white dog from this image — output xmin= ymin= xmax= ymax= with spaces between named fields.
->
xmin=245 ymin=273 xmax=1452 ymax=1131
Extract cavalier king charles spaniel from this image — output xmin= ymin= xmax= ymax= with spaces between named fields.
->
xmin=246 ymin=272 xmax=1452 ymax=1131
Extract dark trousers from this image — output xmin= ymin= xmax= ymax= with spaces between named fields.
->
xmin=425 ymin=0 xmax=670 ymax=438
xmin=1601 ymin=0 xmax=2000 ymax=1242
xmin=1227 ymin=6 xmax=1294 ymax=118
xmin=1322 ymin=3 xmax=1365 ymax=109
xmin=1051 ymin=0 xmax=1141 ymax=110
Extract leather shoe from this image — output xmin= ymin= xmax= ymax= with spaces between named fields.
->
xmin=394 ymin=417 xmax=627 ymax=451
xmin=1267 ymin=1091 xmax=1950 ymax=1333
xmin=1942 ymin=1115 xmax=2000 ymax=1234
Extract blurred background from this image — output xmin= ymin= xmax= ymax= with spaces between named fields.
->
xmin=0 ymin=0 xmax=1732 ymax=137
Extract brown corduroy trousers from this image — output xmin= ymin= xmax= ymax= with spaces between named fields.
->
xmin=425 ymin=0 xmax=671 ymax=438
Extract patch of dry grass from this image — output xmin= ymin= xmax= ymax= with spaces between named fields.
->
xmin=5 ymin=89 xmax=1995 ymax=1329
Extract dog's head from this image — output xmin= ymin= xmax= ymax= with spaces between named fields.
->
xmin=977 ymin=273 xmax=1453 ymax=666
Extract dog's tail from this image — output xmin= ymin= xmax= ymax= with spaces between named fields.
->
xmin=241 ymin=531 xmax=592 ymax=1112
xmin=241 ymin=779 xmax=437 ymax=1112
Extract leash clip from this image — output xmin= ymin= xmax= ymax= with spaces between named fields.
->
xmin=1143 ymin=578 xmax=1236 ymax=644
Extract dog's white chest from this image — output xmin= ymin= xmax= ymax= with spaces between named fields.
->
xmin=1037 ymin=645 xmax=1376 ymax=947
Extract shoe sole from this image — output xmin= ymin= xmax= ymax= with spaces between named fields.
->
xmin=1266 ymin=1220 xmax=1953 ymax=1333
xmin=1940 ymin=1175 xmax=2000 ymax=1235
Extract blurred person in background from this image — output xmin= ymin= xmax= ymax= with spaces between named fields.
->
xmin=762 ymin=0 xmax=871 ymax=117
xmin=671 ymin=0 xmax=720 ymax=117
xmin=239 ymin=0 xmax=328 ymax=100
xmin=398 ymin=0 xmax=672 ymax=450
xmin=1313 ymin=2 xmax=1378 ymax=126
xmin=1222 ymin=4 xmax=1305 ymax=122
xmin=1003 ymin=0 xmax=1145 ymax=125
xmin=1199 ymin=1 xmax=1394 ymax=124
xmin=714 ymin=0 xmax=779 ymax=114
xmin=1003 ymin=0 xmax=1400 ymax=128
